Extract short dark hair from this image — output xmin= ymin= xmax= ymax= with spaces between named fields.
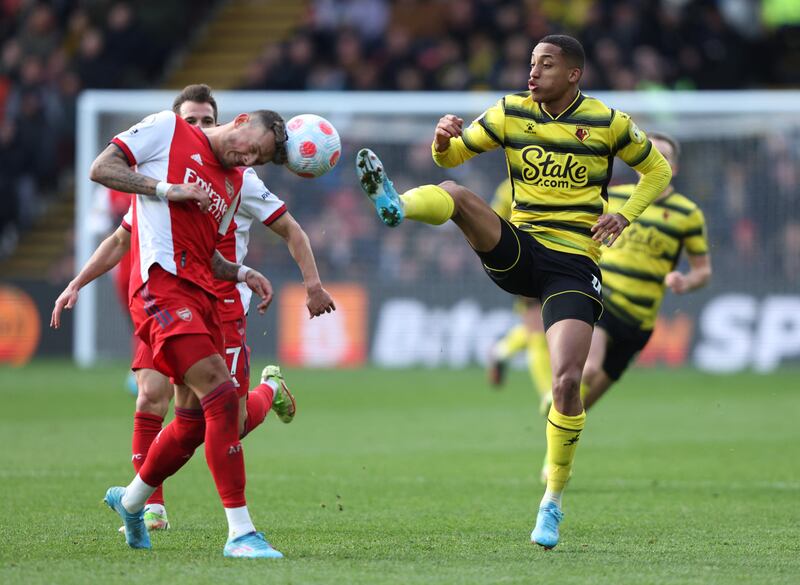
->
xmin=172 ymin=84 xmax=218 ymax=122
xmin=538 ymin=34 xmax=585 ymax=70
xmin=249 ymin=109 xmax=288 ymax=165
xmin=648 ymin=131 xmax=681 ymax=159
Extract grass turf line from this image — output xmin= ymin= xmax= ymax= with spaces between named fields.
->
xmin=1 ymin=361 xmax=798 ymax=584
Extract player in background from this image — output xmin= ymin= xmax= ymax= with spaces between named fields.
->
xmin=355 ymin=35 xmax=672 ymax=549
xmin=486 ymin=178 xmax=552 ymax=416
xmin=52 ymin=85 xmax=335 ymax=535
xmin=581 ymin=132 xmax=711 ymax=409
xmin=85 ymin=104 xmax=286 ymax=557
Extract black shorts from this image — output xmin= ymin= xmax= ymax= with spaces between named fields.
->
xmin=597 ymin=307 xmax=653 ymax=381
xmin=476 ymin=217 xmax=603 ymax=330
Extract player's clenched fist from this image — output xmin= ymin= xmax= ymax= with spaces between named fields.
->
xmin=244 ymin=269 xmax=274 ymax=314
xmin=306 ymin=286 xmax=336 ymax=318
xmin=166 ymin=183 xmax=211 ymax=212
xmin=434 ymin=114 xmax=464 ymax=152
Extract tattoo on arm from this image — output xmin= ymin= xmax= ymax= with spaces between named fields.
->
xmin=89 ymin=145 xmax=158 ymax=195
xmin=211 ymin=250 xmax=240 ymax=281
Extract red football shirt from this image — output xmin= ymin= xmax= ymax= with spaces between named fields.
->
xmin=215 ymin=167 xmax=286 ymax=322
xmin=110 ymin=111 xmax=244 ymax=300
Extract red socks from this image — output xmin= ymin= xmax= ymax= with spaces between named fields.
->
xmin=240 ymin=383 xmax=274 ymax=439
xmin=137 ymin=407 xmax=205 ymax=489
xmin=132 ymin=412 xmax=164 ymax=505
xmin=200 ymin=381 xmax=246 ymax=508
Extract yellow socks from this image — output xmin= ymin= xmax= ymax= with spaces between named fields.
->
xmin=544 ymin=405 xmax=586 ymax=494
xmin=527 ymin=332 xmax=552 ymax=399
xmin=580 ymin=382 xmax=589 ymax=401
xmin=495 ymin=324 xmax=529 ymax=360
xmin=400 ymin=185 xmax=454 ymax=225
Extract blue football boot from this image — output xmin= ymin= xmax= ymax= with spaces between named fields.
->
xmin=223 ymin=531 xmax=284 ymax=559
xmin=530 ymin=501 xmax=564 ymax=550
xmin=104 ymin=486 xmax=151 ymax=549
xmin=355 ymin=148 xmax=404 ymax=227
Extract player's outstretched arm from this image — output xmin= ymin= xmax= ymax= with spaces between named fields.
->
xmin=268 ymin=212 xmax=335 ymax=318
xmin=210 ymin=250 xmax=274 ymax=314
xmin=665 ymin=253 xmax=712 ymax=294
xmin=51 ymin=226 xmax=131 ymax=329
xmin=89 ymin=145 xmax=211 ymax=211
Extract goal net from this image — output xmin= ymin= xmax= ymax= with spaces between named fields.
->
xmin=74 ymin=90 xmax=800 ymax=372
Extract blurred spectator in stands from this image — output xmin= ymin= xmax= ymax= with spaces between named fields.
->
xmin=0 ymin=120 xmax=21 ymax=256
xmin=16 ymin=3 xmax=58 ymax=60
xmin=105 ymin=2 xmax=148 ymax=87
xmin=75 ymin=28 xmax=117 ymax=89
xmin=780 ymin=221 xmax=800 ymax=287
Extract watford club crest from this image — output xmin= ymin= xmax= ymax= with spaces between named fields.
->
xmin=575 ymin=127 xmax=590 ymax=142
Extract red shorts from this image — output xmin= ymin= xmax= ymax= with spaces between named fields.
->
xmin=131 ymin=336 xmax=156 ymax=371
xmin=222 ymin=316 xmax=250 ymax=398
xmin=130 ymin=266 xmax=223 ymax=383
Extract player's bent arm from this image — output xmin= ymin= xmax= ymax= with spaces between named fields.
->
xmin=268 ymin=213 xmax=336 ymax=317
xmin=90 ymin=145 xmax=211 ymax=211
xmin=50 ymin=226 xmax=132 ymax=329
xmin=90 ymin=145 xmax=160 ymax=195
xmin=617 ymin=147 xmax=672 ymax=224
xmin=268 ymin=213 xmax=321 ymax=290
xmin=210 ymin=249 xmax=245 ymax=282
xmin=665 ymin=254 xmax=712 ymax=294
xmin=431 ymin=107 xmax=503 ymax=168
xmin=210 ymin=250 xmax=274 ymax=314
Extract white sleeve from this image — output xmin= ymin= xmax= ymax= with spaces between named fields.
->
xmin=218 ymin=194 xmax=240 ymax=236
xmin=240 ymin=167 xmax=287 ymax=225
xmin=121 ymin=204 xmax=133 ymax=231
xmin=110 ymin=110 xmax=176 ymax=167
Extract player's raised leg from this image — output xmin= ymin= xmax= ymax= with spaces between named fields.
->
xmin=356 ymin=149 xmax=502 ymax=252
xmin=240 ymin=364 xmax=296 ymax=438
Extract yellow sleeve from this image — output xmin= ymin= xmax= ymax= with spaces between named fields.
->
xmin=491 ymin=178 xmax=513 ymax=220
xmin=432 ymin=99 xmax=504 ymax=168
xmin=617 ymin=147 xmax=672 ymax=223
xmin=684 ymin=208 xmax=709 ymax=255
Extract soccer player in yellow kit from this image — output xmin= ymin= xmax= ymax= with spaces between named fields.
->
xmin=582 ymin=132 xmax=711 ymax=408
xmin=487 ymin=178 xmax=553 ymax=416
xmin=535 ymin=132 xmax=712 ymax=483
xmin=356 ymin=34 xmax=672 ymax=548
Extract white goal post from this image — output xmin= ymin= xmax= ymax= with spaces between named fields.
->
xmin=75 ymin=90 xmax=800 ymax=368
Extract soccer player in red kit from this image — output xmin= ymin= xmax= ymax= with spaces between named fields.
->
xmin=88 ymin=107 xmax=285 ymax=557
xmin=52 ymin=87 xmax=335 ymax=536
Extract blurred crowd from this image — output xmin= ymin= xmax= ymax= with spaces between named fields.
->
xmin=245 ymin=0 xmax=800 ymax=92
xmin=1 ymin=0 xmax=799 ymax=293
xmin=0 ymin=0 xmax=214 ymax=258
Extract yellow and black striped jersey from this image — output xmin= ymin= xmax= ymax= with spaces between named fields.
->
xmin=601 ymin=184 xmax=708 ymax=330
xmin=432 ymin=91 xmax=671 ymax=263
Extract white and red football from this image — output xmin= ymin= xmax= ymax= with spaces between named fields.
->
xmin=284 ymin=114 xmax=341 ymax=178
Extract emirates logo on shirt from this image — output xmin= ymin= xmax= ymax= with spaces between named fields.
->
xmin=176 ymin=308 xmax=193 ymax=321
xmin=184 ymin=168 xmax=229 ymax=223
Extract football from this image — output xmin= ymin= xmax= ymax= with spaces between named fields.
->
xmin=284 ymin=114 xmax=342 ymax=178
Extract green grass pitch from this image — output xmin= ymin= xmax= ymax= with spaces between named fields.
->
xmin=1 ymin=361 xmax=798 ymax=584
